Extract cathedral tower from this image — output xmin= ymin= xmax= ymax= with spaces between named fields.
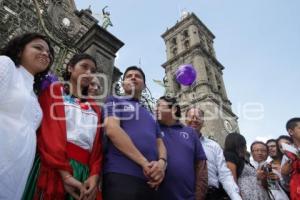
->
xmin=161 ymin=12 xmax=239 ymax=145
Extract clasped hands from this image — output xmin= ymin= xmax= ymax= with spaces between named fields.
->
xmin=142 ymin=159 xmax=166 ymax=189
xmin=62 ymin=174 xmax=99 ymax=200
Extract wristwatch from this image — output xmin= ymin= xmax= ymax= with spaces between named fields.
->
xmin=159 ymin=157 xmax=168 ymax=169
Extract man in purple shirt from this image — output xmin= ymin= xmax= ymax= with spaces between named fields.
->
xmin=103 ymin=66 xmax=167 ymax=200
xmin=156 ymin=96 xmax=208 ymax=200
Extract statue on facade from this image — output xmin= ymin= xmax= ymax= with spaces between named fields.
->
xmin=102 ymin=6 xmax=113 ymax=29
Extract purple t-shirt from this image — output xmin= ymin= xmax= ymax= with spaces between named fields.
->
xmin=157 ymin=123 xmax=207 ymax=200
xmin=103 ymin=95 xmax=161 ymax=179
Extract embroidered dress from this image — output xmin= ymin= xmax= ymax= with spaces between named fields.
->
xmin=63 ymin=92 xmax=98 ymax=152
xmin=0 ymin=56 xmax=42 ymax=200
xmin=22 ymin=83 xmax=103 ymax=200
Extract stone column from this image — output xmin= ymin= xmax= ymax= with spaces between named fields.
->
xmin=76 ymin=24 xmax=124 ymax=97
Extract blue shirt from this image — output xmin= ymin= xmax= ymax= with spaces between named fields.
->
xmin=157 ymin=123 xmax=207 ymax=200
xmin=103 ymin=95 xmax=161 ymax=179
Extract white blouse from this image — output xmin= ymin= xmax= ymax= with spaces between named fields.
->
xmin=0 ymin=56 xmax=42 ymax=199
xmin=63 ymin=93 xmax=98 ymax=151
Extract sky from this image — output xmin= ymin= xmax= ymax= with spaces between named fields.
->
xmin=75 ymin=0 xmax=300 ymax=148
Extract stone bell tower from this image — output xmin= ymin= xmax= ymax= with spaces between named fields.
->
xmin=161 ymin=12 xmax=239 ymax=145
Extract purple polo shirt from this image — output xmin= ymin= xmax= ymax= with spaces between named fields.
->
xmin=157 ymin=122 xmax=207 ymax=200
xmin=103 ymin=95 xmax=161 ymax=179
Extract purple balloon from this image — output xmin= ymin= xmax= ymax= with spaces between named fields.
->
xmin=175 ymin=64 xmax=197 ymax=86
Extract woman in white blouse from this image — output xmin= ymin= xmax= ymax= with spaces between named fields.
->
xmin=0 ymin=33 xmax=54 ymax=199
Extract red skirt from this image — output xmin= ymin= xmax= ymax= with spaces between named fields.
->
xmin=34 ymin=142 xmax=102 ymax=200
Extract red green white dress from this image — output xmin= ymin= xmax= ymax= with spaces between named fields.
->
xmin=23 ymin=83 xmax=103 ymax=200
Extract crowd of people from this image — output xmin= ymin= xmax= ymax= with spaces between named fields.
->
xmin=0 ymin=32 xmax=299 ymax=200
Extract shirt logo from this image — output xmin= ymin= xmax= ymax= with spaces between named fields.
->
xmin=123 ymin=104 xmax=135 ymax=111
xmin=180 ymin=132 xmax=189 ymax=140
xmin=161 ymin=131 xmax=165 ymax=137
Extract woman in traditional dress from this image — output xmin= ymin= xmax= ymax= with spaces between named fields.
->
xmin=0 ymin=33 xmax=54 ymax=199
xmin=25 ymin=53 xmax=103 ymax=200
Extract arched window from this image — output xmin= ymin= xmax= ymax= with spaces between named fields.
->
xmin=171 ymin=37 xmax=177 ymax=46
xmin=172 ymin=47 xmax=178 ymax=56
xmin=183 ymin=30 xmax=189 ymax=38
xmin=184 ymin=40 xmax=190 ymax=50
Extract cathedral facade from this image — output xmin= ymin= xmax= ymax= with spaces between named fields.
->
xmin=0 ymin=0 xmax=123 ymax=97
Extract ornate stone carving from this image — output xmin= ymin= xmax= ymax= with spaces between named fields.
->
xmin=44 ymin=4 xmax=80 ymax=42
xmin=0 ymin=0 xmax=123 ymax=99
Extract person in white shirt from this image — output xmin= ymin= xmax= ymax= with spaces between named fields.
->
xmin=277 ymin=135 xmax=293 ymax=196
xmin=185 ymin=107 xmax=242 ymax=200
xmin=0 ymin=33 xmax=54 ymax=200
xmin=250 ymin=141 xmax=269 ymax=169
xmin=265 ymin=139 xmax=290 ymax=200
xmin=277 ymin=135 xmax=293 ymax=168
xmin=250 ymin=141 xmax=270 ymax=189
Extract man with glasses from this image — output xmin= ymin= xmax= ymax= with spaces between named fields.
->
xmin=250 ymin=141 xmax=268 ymax=169
xmin=185 ymin=107 xmax=242 ymax=200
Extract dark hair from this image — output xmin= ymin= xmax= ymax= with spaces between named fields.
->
xmin=123 ymin=66 xmax=146 ymax=84
xmin=266 ymin=139 xmax=276 ymax=145
xmin=224 ymin=132 xmax=247 ymax=157
xmin=286 ymin=118 xmax=300 ymax=131
xmin=250 ymin=141 xmax=268 ymax=152
xmin=185 ymin=106 xmax=204 ymax=117
xmin=0 ymin=32 xmax=54 ymax=95
xmin=63 ymin=53 xmax=97 ymax=81
xmin=277 ymin=135 xmax=293 ymax=144
xmin=158 ymin=96 xmax=181 ymax=118
xmin=276 ymin=135 xmax=292 ymax=160
xmin=266 ymin=139 xmax=282 ymax=160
